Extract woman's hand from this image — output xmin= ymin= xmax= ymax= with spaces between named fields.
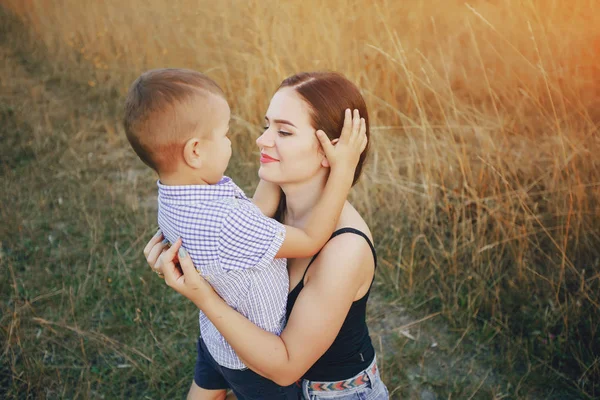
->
xmin=143 ymin=229 xmax=170 ymax=277
xmin=151 ymin=237 xmax=217 ymax=308
xmin=316 ymin=108 xmax=367 ymax=172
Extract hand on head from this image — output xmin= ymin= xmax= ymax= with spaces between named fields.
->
xmin=316 ymin=108 xmax=367 ymax=171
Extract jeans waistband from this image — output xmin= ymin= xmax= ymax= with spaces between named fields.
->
xmin=304 ymin=356 xmax=378 ymax=392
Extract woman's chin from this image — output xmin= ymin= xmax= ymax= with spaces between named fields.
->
xmin=257 ymin=167 xmax=271 ymax=181
xmin=258 ymin=167 xmax=283 ymax=184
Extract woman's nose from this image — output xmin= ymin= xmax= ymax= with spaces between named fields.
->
xmin=256 ymin=129 xmax=275 ymax=148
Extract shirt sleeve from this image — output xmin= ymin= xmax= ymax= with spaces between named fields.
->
xmin=218 ymin=203 xmax=286 ymax=271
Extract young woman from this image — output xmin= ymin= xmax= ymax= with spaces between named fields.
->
xmin=145 ymin=72 xmax=389 ymax=400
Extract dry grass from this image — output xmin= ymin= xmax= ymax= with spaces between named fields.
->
xmin=1 ymin=0 xmax=600 ymax=398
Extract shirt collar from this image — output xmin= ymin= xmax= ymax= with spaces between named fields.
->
xmin=157 ymin=176 xmax=246 ymax=204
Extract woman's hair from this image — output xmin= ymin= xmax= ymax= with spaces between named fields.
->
xmin=274 ymin=71 xmax=370 ymax=222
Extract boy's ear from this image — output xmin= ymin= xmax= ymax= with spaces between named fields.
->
xmin=183 ymin=138 xmax=204 ymax=169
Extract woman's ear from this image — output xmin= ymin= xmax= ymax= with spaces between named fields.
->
xmin=319 ymin=138 xmax=338 ymax=168
xmin=183 ymin=138 xmax=204 ymax=169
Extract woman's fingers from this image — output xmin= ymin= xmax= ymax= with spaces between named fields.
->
xmin=146 ymin=238 xmax=170 ymax=271
xmin=143 ymin=229 xmax=163 ymax=258
xmin=162 ymin=240 xmax=208 ymax=302
xmin=159 ymin=237 xmax=181 ymax=265
xmin=177 ymin=246 xmax=197 ymax=277
xmin=161 ymin=238 xmax=183 ymax=286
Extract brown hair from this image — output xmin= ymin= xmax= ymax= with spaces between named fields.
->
xmin=274 ymin=71 xmax=371 ymax=221
xmin=123 ymin=68 xmax=225 ymax=172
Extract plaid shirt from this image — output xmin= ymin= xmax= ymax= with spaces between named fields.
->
xmin=157 ymin=177 xmax=288 ymax=369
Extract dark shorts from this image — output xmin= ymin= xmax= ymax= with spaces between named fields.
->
xmin=194 ymin=337 xmax=301 ymax=400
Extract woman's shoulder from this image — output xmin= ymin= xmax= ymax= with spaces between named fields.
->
xmin=333 ymin=202 xmax=374 ymax=243
xmin=313 ymin=203 xmax=375 ymax=273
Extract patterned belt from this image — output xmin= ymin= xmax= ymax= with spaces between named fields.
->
xmin=308 ymin=362 xmax=378 ymax=391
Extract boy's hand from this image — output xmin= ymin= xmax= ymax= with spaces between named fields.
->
xmin=316 ymin=108 xmax=367 ymax=173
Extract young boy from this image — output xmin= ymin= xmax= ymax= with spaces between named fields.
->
xmin=123 ymin=68 xmax=366 ymax=398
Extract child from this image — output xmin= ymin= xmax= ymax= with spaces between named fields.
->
xmin=124 ymin=68 xmax=366 ymax=399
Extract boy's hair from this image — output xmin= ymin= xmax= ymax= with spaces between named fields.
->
xmin=123 ymin=68 xmax=225 ymax=172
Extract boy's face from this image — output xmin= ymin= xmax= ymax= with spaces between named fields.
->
xmin=195 ymin=94 xmax=232 ymax=184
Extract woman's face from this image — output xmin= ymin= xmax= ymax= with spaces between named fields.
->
xmin=256 ymin=87 xmax=325 ymax=184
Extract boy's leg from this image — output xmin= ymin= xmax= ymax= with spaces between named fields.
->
xmin=222 ymin=367 xmax=301 ymax=400
xmin=192 ymin=338 xmax=230 ymax=398
xmin=187 ymin=381 xmax=227 ymax=400
xmin=225 ymin=391 xmax=238 ymax=399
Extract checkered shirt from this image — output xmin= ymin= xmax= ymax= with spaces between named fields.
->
xmin=157 ymin=176 xmax=288 ymax=369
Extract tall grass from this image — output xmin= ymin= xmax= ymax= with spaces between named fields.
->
xmin=2 ymin=0 xmax=600 ymax=397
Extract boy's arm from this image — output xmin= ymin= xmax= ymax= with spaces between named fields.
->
xmin=251 ymin=180 xmax=281 ymax=218
xmin=275 ymin=168 xmax=353 ymax=258
xmin=275 ymin=109 xmax=367 ymax=259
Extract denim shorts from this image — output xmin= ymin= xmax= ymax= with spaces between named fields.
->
xmin=300 ymin=356 xmax=389 ymax=399
xmin=194 ymin=338 xmax=301 ymax=400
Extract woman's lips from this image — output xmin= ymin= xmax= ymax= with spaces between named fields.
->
xmin=260 ymin=153 xmax=279 ymax=163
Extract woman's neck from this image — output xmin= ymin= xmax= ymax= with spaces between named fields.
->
xmin=280 ymin=171 xmax=331 ymax=226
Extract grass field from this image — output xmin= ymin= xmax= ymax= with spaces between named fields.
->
xmin=1 ymin=0 xmax=600 ymax=398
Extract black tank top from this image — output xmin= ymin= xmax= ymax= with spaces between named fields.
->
xmin=285 ymin=227 xmax=377 ymax=381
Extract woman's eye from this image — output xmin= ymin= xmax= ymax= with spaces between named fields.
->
xmin=262 ymin=126 xmax=269 ymax=131
xmin=278 ymin=130 xmax=292 ymax=136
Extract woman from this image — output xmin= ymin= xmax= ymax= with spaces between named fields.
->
xmin=146 ymin=72 xmax=389 ymax=399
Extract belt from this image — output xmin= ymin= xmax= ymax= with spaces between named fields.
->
xmin=308 ymin=362 xmax=378 ymax=391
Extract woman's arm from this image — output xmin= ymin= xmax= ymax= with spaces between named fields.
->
xmin=154 ymin=235 xmax=373 ymax=386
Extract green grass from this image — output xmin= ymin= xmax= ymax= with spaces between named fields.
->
xmin=1 ymin=6 xmax=599 ymax=399
xmin=0 ymin=13 xmax=200 ymax=398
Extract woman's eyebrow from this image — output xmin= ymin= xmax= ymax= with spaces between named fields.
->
xmin=264 ymin=116 xmax=297 ymax=128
